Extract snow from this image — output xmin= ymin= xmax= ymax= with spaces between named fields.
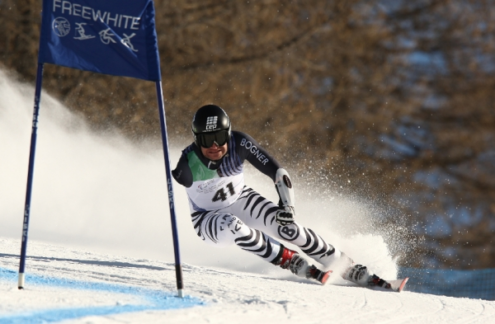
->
xmin=1 ymin=239 xmax=494 ymax=324
xmin=1 ymin=69 xmax=495 ymax=323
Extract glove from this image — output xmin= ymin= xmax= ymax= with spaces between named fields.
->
xmin=276 ymin=206 xmax=295 ymax=226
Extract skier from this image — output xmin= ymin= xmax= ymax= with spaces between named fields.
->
xmin=172 ymin=104 xmax=401 ymax=289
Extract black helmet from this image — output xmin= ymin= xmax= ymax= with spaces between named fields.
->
xmin=192 ymin=105 xmax=231 ymax=148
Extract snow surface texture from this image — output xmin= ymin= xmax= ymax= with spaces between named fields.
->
xmin=2 ymin=240 xmax=495 ymax=324
xmin=1 ymin=69 xmax=495 ymax=323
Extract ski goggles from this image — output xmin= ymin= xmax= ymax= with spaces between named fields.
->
xmin=196 ymin=130 xmax=230 ymax=148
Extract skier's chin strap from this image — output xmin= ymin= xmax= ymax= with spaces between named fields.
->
xmin=275 ymin=168 xmax=295 ymax=208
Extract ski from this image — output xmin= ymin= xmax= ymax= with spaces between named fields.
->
xmin=387 ymin=277 xmax=409 ymax=292
xmin=369 ymin=277 xmax=409 ymax=292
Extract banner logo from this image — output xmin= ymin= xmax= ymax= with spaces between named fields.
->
xmin=74 ymin=23 xmax=95 ymax=40
xmin=39 ymin=0 xmax=161 ymax=81
xmin=52 ymin=17 xmax=71 ymax=37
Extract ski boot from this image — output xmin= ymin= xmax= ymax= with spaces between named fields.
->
xmin=276 ymin=247 xmax=332 ymax=284
xmin=342 ymin=264 xmax=408 ymax=292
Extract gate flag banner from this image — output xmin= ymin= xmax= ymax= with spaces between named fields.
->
xmin=39 ymin=0 xmax=161 ymax=81
xmin=20 ymin=0 xmax=184 ymax=295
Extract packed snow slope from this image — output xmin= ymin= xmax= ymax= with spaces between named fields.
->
xmin=1 ymin=239 xmax=495 ymax=324
xmin=1 ymin=69 xmax=495 ymax=323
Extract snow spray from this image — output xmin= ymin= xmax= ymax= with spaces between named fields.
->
xmin=0 ymin=69 xmax=401 ymax=281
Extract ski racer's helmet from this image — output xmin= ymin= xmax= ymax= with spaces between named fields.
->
xmin=192 ymin=105 xmax=231 ymax=148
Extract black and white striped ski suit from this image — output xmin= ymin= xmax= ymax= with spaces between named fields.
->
xmin=190 ymin=186 xmax=338 ymax=266
xmin=172 ymin=131 xmax=340 ymax=268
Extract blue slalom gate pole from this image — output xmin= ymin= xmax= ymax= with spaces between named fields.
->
xmin=155 ymin=81 xmax=184 ymax=298
xmin=18 ymin=63 xmax=44 ymax=289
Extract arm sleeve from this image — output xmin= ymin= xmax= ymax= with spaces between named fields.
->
xmin=234 ymin=131 xmax=281 ymax=182
xmin=172 ymin=151 xmax=193 ymax=188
